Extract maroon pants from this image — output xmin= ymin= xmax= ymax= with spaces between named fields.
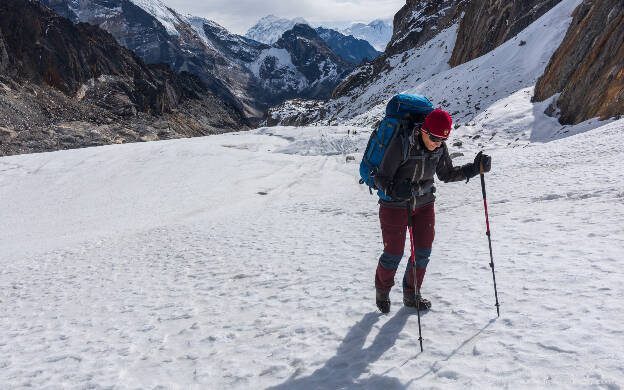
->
xmin=375 ymin=203 xmax=435 ymax=295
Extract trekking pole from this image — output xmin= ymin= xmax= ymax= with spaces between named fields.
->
xmin=479 ymin=161 xmax=500 ymax=317
xmin=406 ymin=202 xmax=424 ymax=352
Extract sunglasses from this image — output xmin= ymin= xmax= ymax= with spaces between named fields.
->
xmin=423 ymin=128 xmax=447 ymax=143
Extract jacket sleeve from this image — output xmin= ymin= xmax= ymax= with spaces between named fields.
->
xmin=373 ymin=133 xmax=405 ymax=196
xmin=436 ymin=144 xmax=472 ymax=183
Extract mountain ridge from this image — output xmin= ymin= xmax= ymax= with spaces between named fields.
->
xmin=315 ymin=27 xmax=381 ymax=64
xmin=38 ymin=1 xmax=363 ymax=122
xmin=0 ymin=0 xmax=248 ymax=156
xmin=265 ymin=0 xmax=622 ymax=130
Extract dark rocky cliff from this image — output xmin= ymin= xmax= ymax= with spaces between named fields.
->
xmin=0 ymin=0 xmax=248 ymax=156
xmin=3 ymin=2 xmax=173 ymax=112
xmin=387 ymin=0 xmax=464 ymax=58
xmin=39 ymin=0 xmax=269 ymax=119
xmin=534 ymin=0 xmax=623 ymax=124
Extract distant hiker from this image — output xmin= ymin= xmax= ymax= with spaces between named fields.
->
xmin=372 ymin=108 xmax=491 ymax=313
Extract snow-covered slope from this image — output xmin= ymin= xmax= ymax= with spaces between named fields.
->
xmin=1 ymin=106 xmax=623 ymax=387
xmin=341 ymin=19 xmax=393 ymax=51
xmin=331 ymin=23 xmax=458 ymax=121
xmin=245 ymin=14 xmax=309 ymax=44
xmin=129 ymin=0 xmax=180 ymax=35
xmin=187 ymin=16 xmax=268 ymax=64
xmin=389 ymin=0 xmax=582 ymax=127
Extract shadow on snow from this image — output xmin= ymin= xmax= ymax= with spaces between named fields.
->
xmin=268 ymin=309 xmax=497 ymax=389
xmin=267 ymin=307 xmax=420 ymax=390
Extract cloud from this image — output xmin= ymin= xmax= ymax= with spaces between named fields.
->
xmin=165 ymin=0 xmax=404 ymax=34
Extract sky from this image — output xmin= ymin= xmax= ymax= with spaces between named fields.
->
xmin=163 ymin=0 xmax=405 ymax=34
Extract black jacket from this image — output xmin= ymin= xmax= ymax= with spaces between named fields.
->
xmin=373 ymin=131 xmax=471 ymax=210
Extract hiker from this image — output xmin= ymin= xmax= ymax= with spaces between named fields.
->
xmin=373 ymin=109 xmax=491 ymax=313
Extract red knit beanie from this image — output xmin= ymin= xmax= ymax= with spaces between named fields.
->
xmin=423 ymin=109 xmax=452 ymax=139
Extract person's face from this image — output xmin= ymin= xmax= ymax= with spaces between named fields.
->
xmin=420 ymin=128 xmax=444 ymax=151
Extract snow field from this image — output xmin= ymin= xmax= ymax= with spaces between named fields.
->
xmin=1 ymin=118 xmax=624 ymax=388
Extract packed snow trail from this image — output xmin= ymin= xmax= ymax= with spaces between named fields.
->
xmin=1 ymin=122 xmax=623 ymax=389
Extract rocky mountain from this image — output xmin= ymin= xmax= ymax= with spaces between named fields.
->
xmin=164 ymin=15 xmax=354 ymax=106
xmin=267 ymin=0 xmax=469 ymax=126
xmin=246 ymin=16 xmax=381 ymax=64
xmin=36 ymin=1 xmax=359 ymax=122
xmin=188 ymin=16 xmax=269 ymax=64
xmin=246 ymin=15 xmax=389 ymax=57
xmin=267 ymin=0 xmax=571 ymax=127
xmin=266 ymin=24 xmax=356 ymax=99
xmin=39 ymin=0 xmax=262 ymax=118
xmin=534 ymin=0 xmax=623 ymax=124
xmin=0 ymin=0 xmax=248 ymax=156
xmin=245 ymin=15 xmax=309 ymax=45
xmin=315 ymin=27 xmax=381 ymax=64
xmin=341 ymin=19 xmax=393 ymax=52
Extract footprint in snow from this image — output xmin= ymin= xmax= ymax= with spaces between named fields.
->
xmin=537 ymin=342 xmax=577 ymax=354
xmin=436 ymin=370 xmax=460 ymax=380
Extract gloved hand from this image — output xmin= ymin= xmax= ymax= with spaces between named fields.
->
xmin=462 ymin=151 xmax=491 ymax=182
xmin=390 ymin=180 xmax=413 ymax=200
xmin=474 ymin=151 xmax=491 ymax=173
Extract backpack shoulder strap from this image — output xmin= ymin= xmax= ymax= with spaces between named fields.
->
xmin=398 ymin=119 xmax=416 ymax=163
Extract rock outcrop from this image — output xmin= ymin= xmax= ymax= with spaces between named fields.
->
xmin=387 ymin=0 xmax=464 ymax=58
xmin=449 ymin=0 xmax=562 ymax=67
xmin=0 ymin=29 xmax=8 ymax=73
xmin=335 ymin=0 xmax=563 ymax=100
xmin=534 ymin=0 xmax=623 ymax=124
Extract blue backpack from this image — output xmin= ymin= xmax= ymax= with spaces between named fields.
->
xmin=359 ymin=94 xmax=434 ymax=200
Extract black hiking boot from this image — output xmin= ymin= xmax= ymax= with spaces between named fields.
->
xmin=403 ymin=294 xmax=431 ymax=311
xmin=376 ymin=290 xmax=391 ymax=314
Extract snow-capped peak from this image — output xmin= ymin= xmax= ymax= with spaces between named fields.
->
xmin=245 ymin=15 xmax=310 ymax=45
xmin=341 ymin=19 xmax=393 ymax=51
